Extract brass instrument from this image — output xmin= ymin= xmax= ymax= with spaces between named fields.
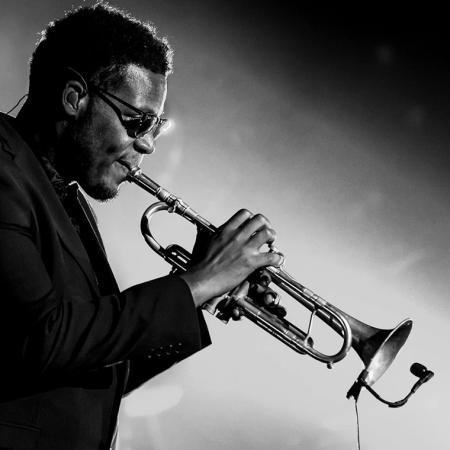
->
xmin=121 ymin=162 xmax=413 ymax=390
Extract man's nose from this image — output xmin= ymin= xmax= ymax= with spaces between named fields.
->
xmin=133 ymin=133 xmax=155 ymax=155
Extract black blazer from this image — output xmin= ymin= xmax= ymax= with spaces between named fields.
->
xmin=0 ymin=114 xmax=210 ymax=449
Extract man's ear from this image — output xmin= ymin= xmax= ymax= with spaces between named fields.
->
xmin=61 ymin=80 xmax=88 ymax=117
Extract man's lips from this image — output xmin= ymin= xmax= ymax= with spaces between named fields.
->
xmin=117 ymin=159 xmax=133 ymax=171
xmin=112 ymin=159 xmax=133 ymax=182
xmin=116 ymin=158 xmax=143 ymax=179
xmin=117 ymin=152 xmax=144 ymax=170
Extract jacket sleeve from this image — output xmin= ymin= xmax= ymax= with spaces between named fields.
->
xmin=0 ymin=153 xmax=210 ymax=383
xmin=123 ymin=305 xmax=211 ymax=395
xmin=0 ymin=224 xmax=209 ymax=381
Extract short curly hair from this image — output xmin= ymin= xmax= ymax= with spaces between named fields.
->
xmin=29 ymin=2 xmax=172 ymax=105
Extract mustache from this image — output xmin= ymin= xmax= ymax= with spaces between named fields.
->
xmin=117 ymin=152 xmax=144 ymax=171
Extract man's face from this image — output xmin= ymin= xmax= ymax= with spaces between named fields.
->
xmin=57 ymin=64 xmax=167 ymax=201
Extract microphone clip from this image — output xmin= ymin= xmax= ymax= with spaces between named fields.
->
xmin=346 ymin=362 xmax=434 ymax=407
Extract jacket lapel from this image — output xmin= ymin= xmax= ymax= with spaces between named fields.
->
xmin=68 ymin=184 xmax=120 ymax=294
xmin=23 ymin=151 xmax=101 ymax=294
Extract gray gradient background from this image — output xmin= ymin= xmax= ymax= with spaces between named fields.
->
xmin=1 ymin=2 xmax=449 ymax=449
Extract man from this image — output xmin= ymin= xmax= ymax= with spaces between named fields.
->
xmin=0 ymin=3 xmax=282 ymax=449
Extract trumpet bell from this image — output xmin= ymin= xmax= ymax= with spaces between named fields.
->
xmin=352 ymin=318 xmax=413 ymax=386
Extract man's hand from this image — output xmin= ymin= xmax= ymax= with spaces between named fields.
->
xmin=205 ymin=270 xmax=287 ymax=322
xmin=180 ymin=209 xmax=283 ymax=308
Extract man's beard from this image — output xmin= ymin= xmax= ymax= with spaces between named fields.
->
xmin=71 ymin=153 xmax=121 ymax=202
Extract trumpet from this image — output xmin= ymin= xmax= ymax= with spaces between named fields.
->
xmin=121 ymin=161 xmax=413 ymax=390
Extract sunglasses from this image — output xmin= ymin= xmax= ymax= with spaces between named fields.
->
xmin=90 ymin=86 xmax=169 ymax=139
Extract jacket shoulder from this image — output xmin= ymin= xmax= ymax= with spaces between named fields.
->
xmin=0 ymin=115 xmax=34 ymax=228
xmin=0 ymin=113 xmax=24 ymax=158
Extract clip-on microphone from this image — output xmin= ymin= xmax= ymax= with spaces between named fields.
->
xmin=347 ymin=362 xmax=434 ymax=407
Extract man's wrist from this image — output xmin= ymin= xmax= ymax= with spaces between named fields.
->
xmin=179 ymin=272 xmax=208 ymax=308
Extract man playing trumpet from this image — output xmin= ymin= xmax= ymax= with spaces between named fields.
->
xmin=0 ymin=3 xmax=282 ymax=449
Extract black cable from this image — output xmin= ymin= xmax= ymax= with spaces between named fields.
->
xmin=354 ymin=399 xmax=361 ymax=450
xmin=4 ymin=93 xmax=28 ymax=115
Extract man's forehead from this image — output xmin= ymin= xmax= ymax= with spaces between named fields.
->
xmin=120 ymin=64 xmax=167 ymax=93
xmin=118 ymin=64 xmax=167 ymax=113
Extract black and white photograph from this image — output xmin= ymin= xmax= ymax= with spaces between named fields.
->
xmin=0 ymin=2 xmax=447 ymax=449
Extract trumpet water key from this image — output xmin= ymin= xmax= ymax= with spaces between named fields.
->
xmin=120 ymin=161 xmax=432 ymax=405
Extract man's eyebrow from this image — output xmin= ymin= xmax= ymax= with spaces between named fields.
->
xmin=145 ymin=107 xmax=162 ymax=115
xmin=122 ymin=104 xmax=160 ymax=117
xmin=141 ymin=106 xmax=165 ymax=116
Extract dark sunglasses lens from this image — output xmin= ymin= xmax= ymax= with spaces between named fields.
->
xmin=133 ymin=116 xmax=155 ymax=138
xmin=121 ymin=118 xmax=140 ymax=138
